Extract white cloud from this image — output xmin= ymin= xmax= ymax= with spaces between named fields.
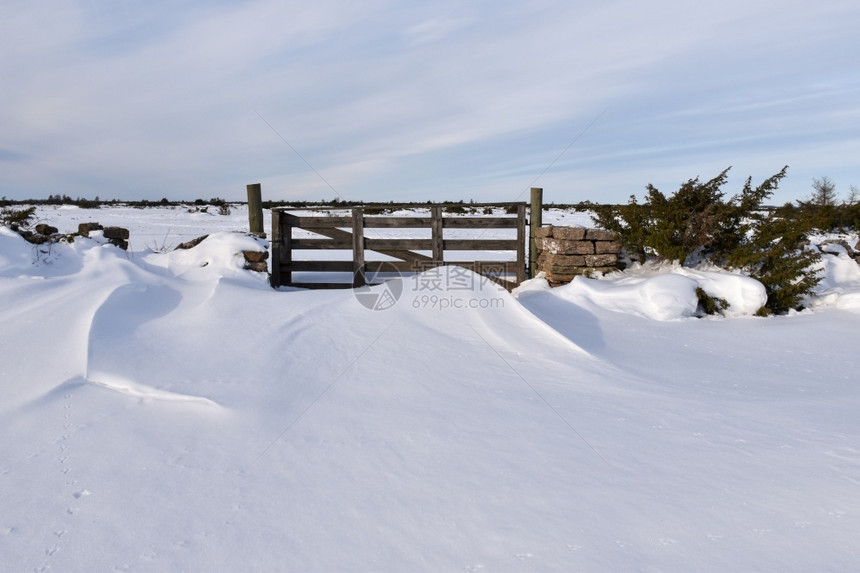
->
xmin=1 ymin=0 xmax=858 ymax=202
xmin=403 ymin=15 xmax=467 ymax=45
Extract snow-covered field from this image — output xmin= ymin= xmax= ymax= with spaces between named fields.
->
xmin=2 ymin=205 xmax=860 ymax=571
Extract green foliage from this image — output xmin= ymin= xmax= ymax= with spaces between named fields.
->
xmin=587 ymin=168 xmax=743 ymax=264
xmin=725 ymin=203 xmax=821 ymax=314
xmin=695 ymin=287 xmax=730 ymax=316
xmin=1 ymin=206 xmax=36 ymax=230
xmin=587 ymin=166 xmax=822 ymax=314
xmin=795 ymin=179 xmax=860 ymax=231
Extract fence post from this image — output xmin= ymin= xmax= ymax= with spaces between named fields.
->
xmin=517 ymin=203 xmax=527 ymax=284
xmin=270 ymin=208 xmax=282 ymax=288
xmin=529 ymin=187 xmax=543 ymax=278
xmin=431 ymin=206 xmax=444 ymax=264
xmin=352 ymin=208 xmax=366 ymax=287
xmin=247 ymin=183 xmax=264 ymax=237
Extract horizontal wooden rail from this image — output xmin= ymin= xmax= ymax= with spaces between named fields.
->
xmin=291 ymin=238 xmax=353 ymax=249
xmin=443 ymin=239 xmax=519 ymax=250
xmin=441 ymin=217 xmax=518 ymax=229
xmin=291 ymin=238 xmax=519 ymax=251
xmin=272 ymin=202 xmax=528 ymax=211
xmin=284 ymin=215 xmax=520 ymax=229
xmin=287 ymin=216 xmax=353 ymax=227
xmin=286 ymin=282 xmax=356 ymax=290
xmin=288 ymin=260 xmax=520 ymax=273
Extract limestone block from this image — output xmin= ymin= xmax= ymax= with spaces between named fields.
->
xmin=539 ymin=253 xmax=586 ymax=267
xmin=545 ymin=268 xmax=587 ymax=283
xmin=35 ymin=224 xmax=58 ymax=235
xmin=538 ymin=238 xmax=594 ymax=255
xmin=551 ymin=227 xmax=587 ymax=240
xmin=585 ymin=228 xmax=617 ymax=241
xmin=103 ymin=226 xmax=130 ymax=240
xmin=175 ymin=235 xmax=209 ymax=250
xmin=585 ymin=254 xmax=618 ymax=267
xmin=244 ymin=261 xmax=269 ymax=272
xmin=533 ymin=225 xmax=553 ymax=238
xmin=78 ymin=222 xmax=103 ymax=237
xmin=243 ymin=250 xmax=269 ymax=263
xmin=595 ymin=241 xmax=622 ymax=254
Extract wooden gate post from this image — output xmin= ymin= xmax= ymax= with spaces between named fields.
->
xmin=517 ymin=203 xmax=527 ymax=284
xmin=270 ymin=209 xmax=294 ymax=288
xmin=431 ymin=206 xmax=444 ymax=263
xmin=352 ymin=208 xmax=366 ymax=287
xmin=529 ymin=187 xmax=543 ymax=278
xmin=270 ymin=208 xmax=281 ymax=287
xmin=247 ymin=183 xmax=264 ymax=236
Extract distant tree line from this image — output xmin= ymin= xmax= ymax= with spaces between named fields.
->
xmin=0 ymin=195 xmax=505 ymax=211
xmin=0 ymin=195 xmax=234 ymax=209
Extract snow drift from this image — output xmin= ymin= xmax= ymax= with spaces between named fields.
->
xmin=2 ymin=208 xmax=860 ymax=572
xmin=515 ymin=265 xmax=767 ymax=320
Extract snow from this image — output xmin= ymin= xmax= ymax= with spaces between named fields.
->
xmin=2 ymin=206 xmax=860 ymax=571
xmin=518 ymin=264 xmax=769 ymax=321
xmin=810 ymin=242 xmax=860 ymax=313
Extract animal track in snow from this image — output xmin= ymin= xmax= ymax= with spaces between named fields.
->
xmin=515 ymin=552 xmax=534 ymax=560
xmin=42 ymin=386 xmax=86 ymax=571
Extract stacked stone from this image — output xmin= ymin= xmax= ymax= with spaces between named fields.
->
xmin=18 ymin=224 xmax=59 ymax=244
xmin=78 ymin=222 xmax=130 ymax=250
xmin=821 ymin=239 xmax=860 ymax=264
xmin=242 ymin=250 xmax=269 ymax=272
xmin=78 ymin=222 xmax=103 ymax=237
xmin=534 ymin=225 xmax=622 ymax=285
xmin=175 ymin=233 xmax=269 ymax=273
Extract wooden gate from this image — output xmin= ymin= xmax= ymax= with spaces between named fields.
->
xmin=270 ymin=204 xmax=527 ymax=291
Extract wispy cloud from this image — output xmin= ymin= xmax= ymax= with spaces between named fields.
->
xmin=0 ymin=149 xmax=28 ymax=163
xmin=1 ymin=0 xmax=858 ymax=202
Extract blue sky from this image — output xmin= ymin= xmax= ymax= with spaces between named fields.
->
xmin=2 ymin=0 xmax=858 ymax=204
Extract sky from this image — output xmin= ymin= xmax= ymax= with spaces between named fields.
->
xmin=1 ymin=0 xmax=859 ymax=204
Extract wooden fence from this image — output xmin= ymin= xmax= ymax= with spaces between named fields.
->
xmin=270 ymin=204 xmax=527 ymax=291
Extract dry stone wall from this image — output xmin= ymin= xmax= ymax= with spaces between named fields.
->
xmin=175 ymin=233 xmax=269 ymax=272
xmin=535 ymin=225 xmax=622 ymax=286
